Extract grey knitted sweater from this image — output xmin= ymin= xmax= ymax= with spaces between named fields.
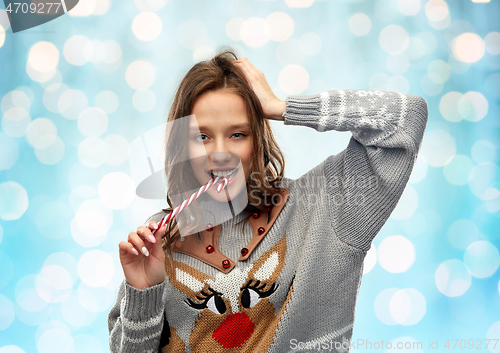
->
xmin=108 ymin=89 xmax=428 ymax=352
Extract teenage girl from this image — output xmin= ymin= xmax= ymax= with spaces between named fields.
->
xmin=108 ymin=48 xmax=428 ymax=353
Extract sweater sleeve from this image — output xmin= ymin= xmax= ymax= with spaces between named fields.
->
xmin=283 ymin=89 xmax=428 ymax=251
xmin=108 ymin=277 xmax=167 ymax=352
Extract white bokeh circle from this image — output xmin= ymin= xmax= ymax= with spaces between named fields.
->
xmin=452 ymin=32 xmax=485 ymax=63
xmin=389 ymin=288 xmax=426 ymax=325
xmin=377 ymin=235 xmax=415 ymax=273
xmin=363 ymin=244 xmax=377 ymax=274
xmin=435 ymin=259 xmax=471 ymax=297
xmin=98 ymin=172 xmax=136 ymax=209
xmin=28 ymin=41 xmax=59 ymax=73
xmin=77 ymin=137 xmax=108 ymax=168
xmin=58 ymin=89 xmax=89 ymax=120
xmin=240 ymin=17 xmax=269 ymax=48
xmin=35 ymin=136 xmax=65 ymax=165
xmin=2 ymin=107 xmax=31 ymax=138
xmin=26 ymin=118 xmax=58 ymax=149
xmin=125 ymin=60 xmax=156 ymax=90
xmin=132 ymin=12 xmax=162 ymax=41
xmin=379 ymin=24 xmax=410 ymax=54
xmin=36 ymin=327 xmax=75 ymax=353
xmin=420 ymin=129 xmax=456 ymax=167
xmin=0 ymin=181 xmax=29 ymax=221
xmin=349 ymin=13 xmax=371 ymax=36
xmin=464 ymin=240 xmax=500 ymax=278
xmin=266 ymin=12 xmax=294 ymax=41
xmin=64 ymin=35 xmax=93 ymax=66
xmin=77 ymin=107 xmax=108 ymax=137
xmin=78 ymin=250 xmax=114 ymax=288
xmin=278 ymin=64 xmax=309 ymax=95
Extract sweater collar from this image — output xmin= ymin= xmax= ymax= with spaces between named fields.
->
xmin=172 ymin=188 xmax=289 ymax=273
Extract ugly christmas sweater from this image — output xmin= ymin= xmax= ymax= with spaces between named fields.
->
xmin=108 ymin=89 xmax=428 ymax=353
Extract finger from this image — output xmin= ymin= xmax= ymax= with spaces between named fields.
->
xmin=137 ymin=225 xmax=156 ymax=244
xmin=240 ymin=61 xmax=263 ymax=84
xmin=242 ymin=57 xmax=258 ymax=71
xmin=119 ymin=241 xmax=139 ymax=256
xmin=147 ymin=223 xmax=167 ymax=258
xmin=234 ymin=61 xmax=252 ymax=83
xmin=152 ymin=223 xmax=167 ymax=244
xmin=128 ymin=232 xmax=149 ymax=257
xmin=238 ymin=57 xmax=259 ymax=74
xmin=147 ymin=220 xmax=159 ymax=231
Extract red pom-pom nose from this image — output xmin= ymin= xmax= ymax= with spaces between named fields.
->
xmin=212 ymin=312 xmax=254 ymax=348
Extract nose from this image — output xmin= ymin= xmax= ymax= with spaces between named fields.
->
xmin=209 ymin=139 xmax=232 ymax=165
xmin=210 ymin=151 xmax=232 ymax=165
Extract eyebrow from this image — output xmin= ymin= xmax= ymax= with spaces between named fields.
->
xmin=189 ymin=123 xmax=250 ymax=131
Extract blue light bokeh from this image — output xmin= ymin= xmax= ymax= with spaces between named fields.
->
xmin=0 ymin=0 xmax=499 ymax=352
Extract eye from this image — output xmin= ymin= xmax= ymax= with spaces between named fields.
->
xmin=185 ymin=288 xmax=227 ymax=315
xmin=241 ymin=288 xmax=260 ymax=309
xmin=232 ymin=133 xmax=245 ymax=138
xmin=194 ymin=134 xmax=207 ymax=141
xmin=240 ymin=280 xmax=278 ymax=309
xmin=206 ymin=294 xmax=227 ymax=314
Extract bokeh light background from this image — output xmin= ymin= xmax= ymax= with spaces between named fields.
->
xmin=0 ymin=0 xmax=499 ymax=352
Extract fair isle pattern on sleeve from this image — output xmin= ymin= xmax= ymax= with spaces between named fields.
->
xmin=107 ymin=278 xmax=167 ymax=352
xmin=123 ymin=326 xmax=164 ymax=344
xmin=284 ymin=89 xmax=428 ymax=251
xmin=121 ymin=310 xmax=164 ymax=330
xmin=290 ymin=90 xmax=408 ymax=144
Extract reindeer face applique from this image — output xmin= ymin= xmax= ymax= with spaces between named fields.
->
xmin=164 ymin=234 xmax=288 ymax=352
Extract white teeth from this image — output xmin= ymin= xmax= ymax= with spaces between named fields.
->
xmin=212 ymin=169 xmax=236 ymax=177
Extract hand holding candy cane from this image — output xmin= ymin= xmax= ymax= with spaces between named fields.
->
xmin=118 ymin=176 xmax=229 ymax=290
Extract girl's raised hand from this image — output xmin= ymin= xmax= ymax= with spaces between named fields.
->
xmin=233 ymin=57 xmax=286 ymax=121
xmin=118 ymin=221 xmax=167 ymax=289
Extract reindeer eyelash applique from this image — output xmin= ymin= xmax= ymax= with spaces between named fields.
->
xmin=185 ymin=280 xmax=279 ymax=314
xmin=186 ymin=287 xmax=227 ymax=315
xmin=240 ymin=280 xmax=278 ymax=309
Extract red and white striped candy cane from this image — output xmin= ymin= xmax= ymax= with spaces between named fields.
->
xmin=152 ymin=176 xmax=229 ymax=234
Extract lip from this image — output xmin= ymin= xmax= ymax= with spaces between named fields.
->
xmin=207 ymin=168 xmax=239 ymax=186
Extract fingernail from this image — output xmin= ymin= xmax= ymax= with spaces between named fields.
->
xmin=131 ymin=248 xmax=139 ymax=256
xmin=151 ymin=223 xmax=158 ymax=229
xmin=148 ymin=234 xmax=156 ymax=243
xmin=142 ymin=247 xmax=149 ymax=257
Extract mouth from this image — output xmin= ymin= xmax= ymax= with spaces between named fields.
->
xmin=207 ymin=168 xmax=239 ymax=180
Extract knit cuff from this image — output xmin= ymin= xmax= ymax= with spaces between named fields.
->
xmin=283 ymin=94 xmax=323 ymax=130
xmin=122 ymin=277 xmax=166 ymax=322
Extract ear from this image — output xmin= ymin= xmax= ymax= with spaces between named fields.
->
xmin=248 ymin=233 xmax=287 ymax=284
xmin=165 ymin=258 xmax=211 ymax=298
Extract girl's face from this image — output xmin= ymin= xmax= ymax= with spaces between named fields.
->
xmin=188 ymin=90 xmax=253 ymax=202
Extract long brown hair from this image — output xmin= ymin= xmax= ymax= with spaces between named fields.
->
xmin=160 ymin=47 xmax=285 ymax=255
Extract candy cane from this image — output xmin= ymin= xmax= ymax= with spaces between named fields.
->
xmin=152 ymin=176 xmax=229 ymax=235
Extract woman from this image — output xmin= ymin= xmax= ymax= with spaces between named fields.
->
xmin=108 ymin=48 xmax=428 ymax=352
